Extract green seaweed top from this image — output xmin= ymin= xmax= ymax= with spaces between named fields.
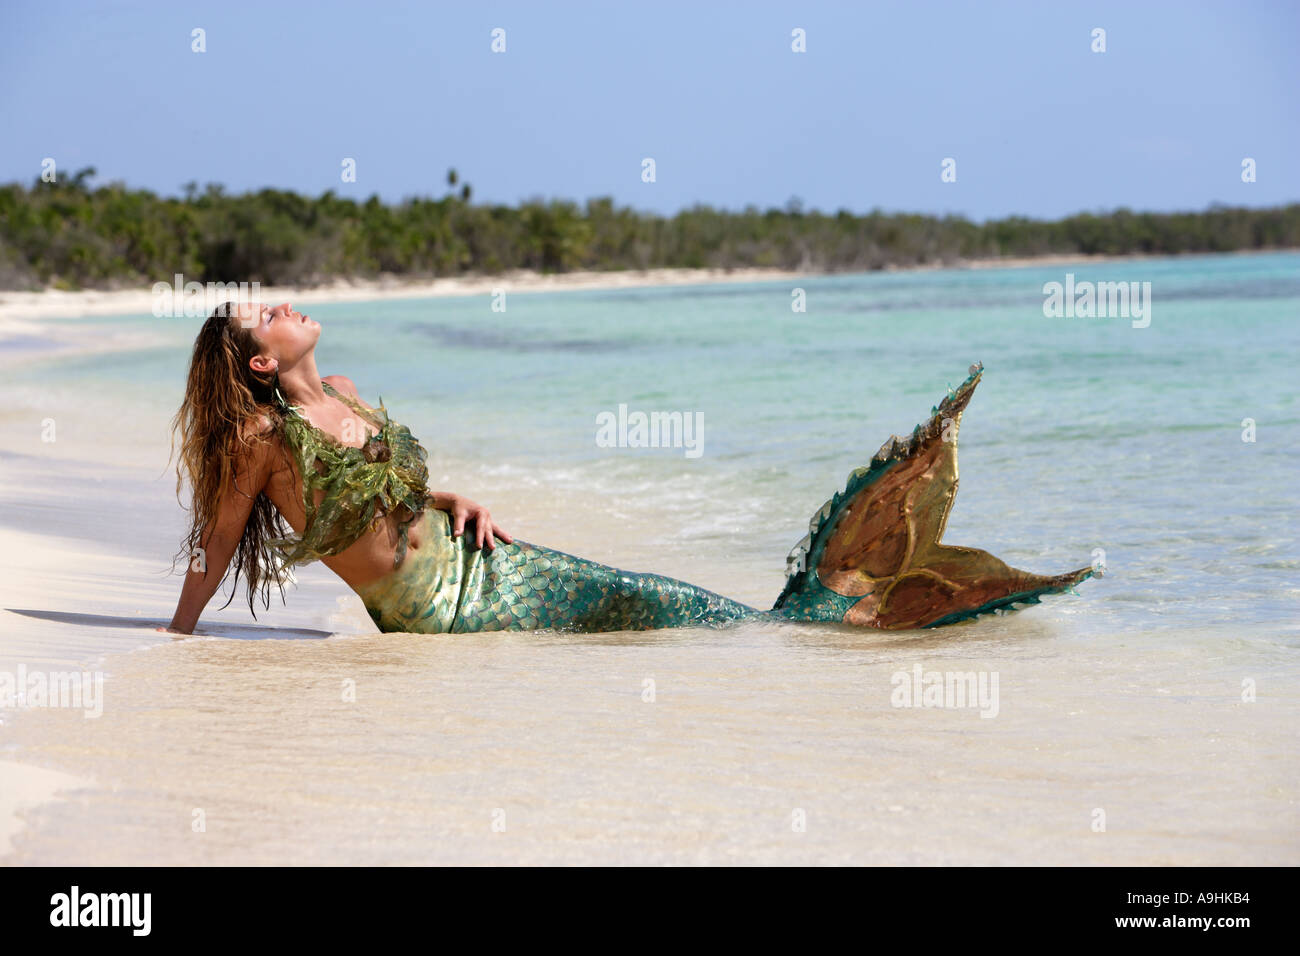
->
xmin=267 ymin=380 xmax=431 ymax=571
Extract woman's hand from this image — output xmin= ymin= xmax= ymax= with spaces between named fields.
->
xmin=433 ymin=493 xmax=513 ymax=550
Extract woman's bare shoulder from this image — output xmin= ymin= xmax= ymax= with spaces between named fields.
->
xmin=228 ymin=412 xmax=285 ymax=492
xmin=322 ymin=374 xmax=359 ymax=398
xmin=238 ymin=411 xmax=280 ymax=445
xmin=323 ymin=374 xmax=375 ymax=409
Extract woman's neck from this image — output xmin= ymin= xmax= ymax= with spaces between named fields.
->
xmin=276 ymin=355 xmax=326 ymax=408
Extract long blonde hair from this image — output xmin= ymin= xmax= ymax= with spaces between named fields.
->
xmin=168 ymin=302 xmax=293 ymax=616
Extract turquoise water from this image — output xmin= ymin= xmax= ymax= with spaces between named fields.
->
xmin=317 ymin=255 xmax=1300 ymax=639
xmin=12 ymin=252 xmax=1297 ymax=639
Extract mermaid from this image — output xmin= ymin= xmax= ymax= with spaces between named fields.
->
xmin=161 ymin=301 xmax=1095 ymax=636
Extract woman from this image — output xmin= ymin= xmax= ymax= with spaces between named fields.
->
xmin=162 ymin=301 xmax=1094 ymax=635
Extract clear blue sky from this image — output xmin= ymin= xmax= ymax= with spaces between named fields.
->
xmin=1 ymin=0 xmax=1295 ymax=220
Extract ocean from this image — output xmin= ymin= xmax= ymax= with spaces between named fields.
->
xmin=1 ymin=252 xmax=1296 ymax=864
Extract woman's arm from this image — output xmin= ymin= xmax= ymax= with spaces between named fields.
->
xmin=161 ymin=430 xmax=277 ymax=635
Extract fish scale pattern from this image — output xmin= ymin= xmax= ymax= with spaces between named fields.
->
xmin=356 ymin=508 xmax=757 ymax=634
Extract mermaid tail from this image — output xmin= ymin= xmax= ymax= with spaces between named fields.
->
xmin=772 ymin=363 xmax=1095 ymax=629
xmin=352 ymin=364 xmax=1093 ymax=634
xmin=354 ymin=508 xmax=757 ymax=634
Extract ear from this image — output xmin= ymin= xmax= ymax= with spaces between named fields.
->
xmin=249 ymin=353 xmax=277 ymax=375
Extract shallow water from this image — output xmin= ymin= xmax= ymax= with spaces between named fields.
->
xmin=4 ymin=619 xmax=1295 ymax=865
xmin=1 ymin=253 xmax=1297 ymax=863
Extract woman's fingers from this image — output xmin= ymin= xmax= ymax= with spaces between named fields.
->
xmin=445 ymin=496 xmax=509 ymax=550
xmin=469 ymin=509 xmax=505 ymax=550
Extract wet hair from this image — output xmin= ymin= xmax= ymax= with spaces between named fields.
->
xmin=167 ymin=301 xmax=294 ymax=616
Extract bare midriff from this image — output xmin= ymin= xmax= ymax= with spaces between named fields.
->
xmin=259 ymin=435 xmax=431 ymax=591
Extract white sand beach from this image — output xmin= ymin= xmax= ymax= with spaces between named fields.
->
xmin=0 ymin=267 xmax=807 ymax=325
xmin=0 ymin=251 xmax=1244 ymax=327
xmin=0 ymin=760 xmax=89 ymax=858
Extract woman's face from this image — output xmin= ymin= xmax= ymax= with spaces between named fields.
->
xmin=240 ymin=302 xmax=320 ymax=374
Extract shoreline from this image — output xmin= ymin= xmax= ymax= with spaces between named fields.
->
xmin=1 ymin=249 xmax=1289 ymax=325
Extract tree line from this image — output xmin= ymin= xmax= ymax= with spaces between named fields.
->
xmin=1 ymin=167 xmax=1296 ymax=290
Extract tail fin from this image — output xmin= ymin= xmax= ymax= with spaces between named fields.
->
xmin=773 ymin=363 xmax=1096 ymax=629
